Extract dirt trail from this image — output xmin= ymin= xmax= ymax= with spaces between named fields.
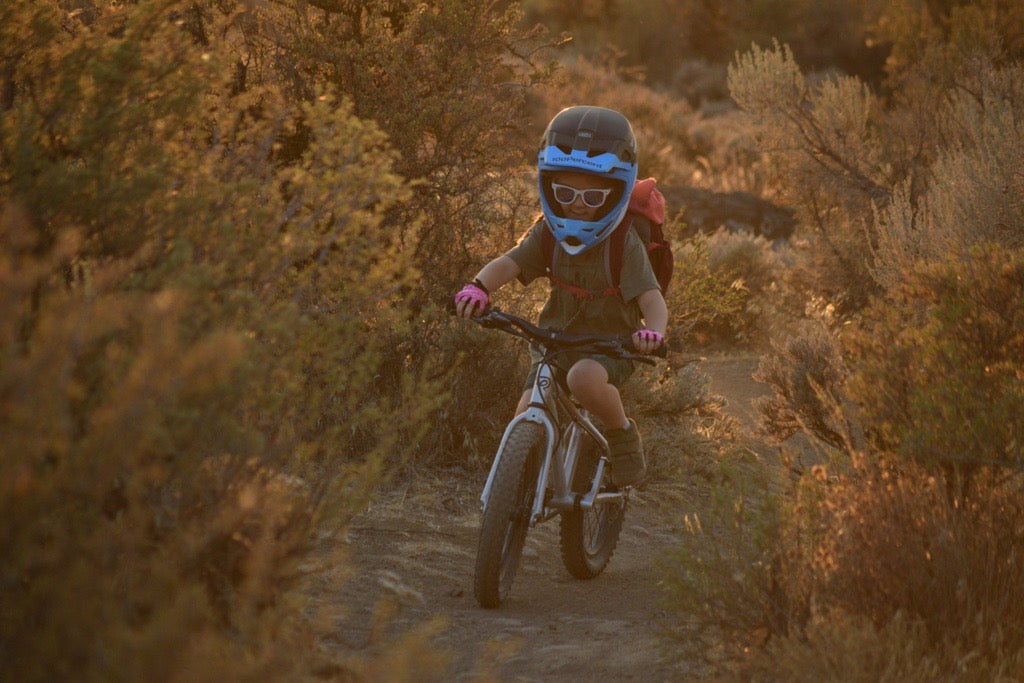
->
xmin=333 ymin=356 xmax=770 ymax=680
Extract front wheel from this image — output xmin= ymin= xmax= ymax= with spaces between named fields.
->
xmin=474 ymin=422 xmax=543 ymax=608
xmin=559 ymin=437 xmax=625 ymax=579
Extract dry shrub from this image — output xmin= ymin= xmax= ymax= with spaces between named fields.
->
xmin=420 ymin=175 xmax=550 ymax=468
xmin=170 ymin=0 xmax=569 ymax=473
xmin=425 ymin=312 xmax=532 ymax=470
xmin=661 ymin=5 xmax=1024 ymax=678
xmin=741 ymin=247 xmax=1024 ymax=678
xmin=538 ymin=54 xmax=775 ymax=198
xmin=624 ymin=360 xmax=724 ymax=480
xmin=754 ymin=324 xmax=855 ymax=452
xmin=0 ymin=218 xmax=320 ymax=680
xmin=702 ymin=228 xmax=796 ymax=347
xmin=871 ymin=63 xmax=1024 ymax=290
xmin=728 ymin=41 xmax=886 ymax=310
xmin=671 ymin=59 xmax=731 ymax=108
xmin=230 ymin=0 xmax=560 ymax=302
xmin=704 ymin=229 xmax=779 ymax=298
xmin=750 ymin=611 xmax=945 ymax=682
xmin=262 ymin=1 xmax=563 ymax=470
xmin=728 ymin=7 xmax=1024 ymax=312
xmin=665 ymin=227 xmax=801 ymax=350
xmin=764 ymin=461 xmax=1024 ymax=680
xmin=657 ymin=444 xmax=785 ymax=668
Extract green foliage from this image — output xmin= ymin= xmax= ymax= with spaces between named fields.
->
xmin=211 ymin=0 xmax=565 ymax=469
xmin=666 ymin=234 xmax=752 ymax=346
xmin=846 ymin=245 xmax=1024 ymax=479
xmin=219 ymin=0 xmax=558 ymax=299
xmin=1 ymin=0 xmax=438 ymax=678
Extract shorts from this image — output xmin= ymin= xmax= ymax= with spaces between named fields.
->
xmin=522 ymin=351 xmax=636 ymax=392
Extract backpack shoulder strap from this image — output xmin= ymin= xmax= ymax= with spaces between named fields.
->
xmin=606 ymin=214 xmax=633 ymax=290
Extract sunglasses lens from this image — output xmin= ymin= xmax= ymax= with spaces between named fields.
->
xmin=553 ymin=185 xmax=578 ymax=204
xmin=551 ymin=183 xmax=610 ymax=208
xmin=582 ymin=190 xmax=607 ymax=207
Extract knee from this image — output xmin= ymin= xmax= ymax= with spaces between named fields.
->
xmin=566 ymin=359 xmax=608 ymax=396
xmin=514 ymin=390 xmax=531 ymax=415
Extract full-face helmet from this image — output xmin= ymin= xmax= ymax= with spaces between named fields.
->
xmin=537 ymin=106 xmax=638 ymax=255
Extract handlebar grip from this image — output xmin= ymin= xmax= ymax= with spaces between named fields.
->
xmin=448 ymin=297 xmax=491 ymax=318
xmin=626 ymin=340 xmax=669 ymax=358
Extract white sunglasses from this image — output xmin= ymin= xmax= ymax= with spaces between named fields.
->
xmin=550 ymin=182 xmax=613 ymax=209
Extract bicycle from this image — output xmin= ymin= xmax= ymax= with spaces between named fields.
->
xmin=461 ymin=307 xmax=666 ymax=608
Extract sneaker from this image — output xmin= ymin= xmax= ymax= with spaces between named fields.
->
xmin=604 ymin=418 xmax=646 ymax=488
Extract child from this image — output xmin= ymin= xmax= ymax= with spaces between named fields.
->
xmin=454 ymin=105 xmax=668 ymax=487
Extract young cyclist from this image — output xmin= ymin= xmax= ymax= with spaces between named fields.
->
xmin=454 ymin=105 xmax=668 ymax=487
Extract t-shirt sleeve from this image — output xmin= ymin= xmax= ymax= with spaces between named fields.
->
xmin=618 ymin=231 xmax=661 ymax=303
xmin=504 ymin=220 xmax=548 ymax=285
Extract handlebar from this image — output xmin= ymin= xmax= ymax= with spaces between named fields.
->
xmin=457 ymin=306 xmax=667 ymax=365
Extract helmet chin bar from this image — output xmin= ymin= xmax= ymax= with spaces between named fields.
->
xmin=559 ymin=237 xmax=587 ymax=255
xmin=544 ymin=200 xmax=630 ymax=256
xmin=536 ymin=107 xmax=639 ymax=256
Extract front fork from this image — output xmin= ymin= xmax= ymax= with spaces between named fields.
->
xmin=479 ymin=361 xmax=558 ymax=511
xmin=480 ymin=364 xmax=622 ymax=521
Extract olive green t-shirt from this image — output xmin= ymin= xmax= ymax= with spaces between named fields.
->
xmin=505 ymin=220 xmax=660 ymax=336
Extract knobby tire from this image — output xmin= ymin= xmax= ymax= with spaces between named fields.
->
xmin=474 ymin=422 xmax=542 ymax=608
xmin=559 ymin=438 xmax=625 ymax=579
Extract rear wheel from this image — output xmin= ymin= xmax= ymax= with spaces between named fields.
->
xmin=559 ymin=437 xmax=625 ymax=579
xmin=473 ymin=422 xmax=543 ymax=608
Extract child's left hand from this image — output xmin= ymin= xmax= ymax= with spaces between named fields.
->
xmin=631 ymin=328 xmax=664 ymax=354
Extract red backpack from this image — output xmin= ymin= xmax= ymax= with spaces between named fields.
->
xmin=540 ymin=177 xmax=673 ymax=300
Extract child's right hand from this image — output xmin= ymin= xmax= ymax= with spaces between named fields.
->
xmin=454 ymin=280 xmax=489 ymax=318
xmin=631 ymin=328 xmax=665 ymax=354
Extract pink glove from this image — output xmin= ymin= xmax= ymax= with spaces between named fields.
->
xmin=454 ymin=280 xmax=489 ymax=316
xmin=632 ymin=328 xmax=664 ymax=349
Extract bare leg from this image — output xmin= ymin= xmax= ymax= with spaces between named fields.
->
xmin=565 ymin=359 xmax=628 ymax=429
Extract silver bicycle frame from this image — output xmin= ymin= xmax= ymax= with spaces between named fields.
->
xmin=479 ymin=357 xmax=625 ymax=524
